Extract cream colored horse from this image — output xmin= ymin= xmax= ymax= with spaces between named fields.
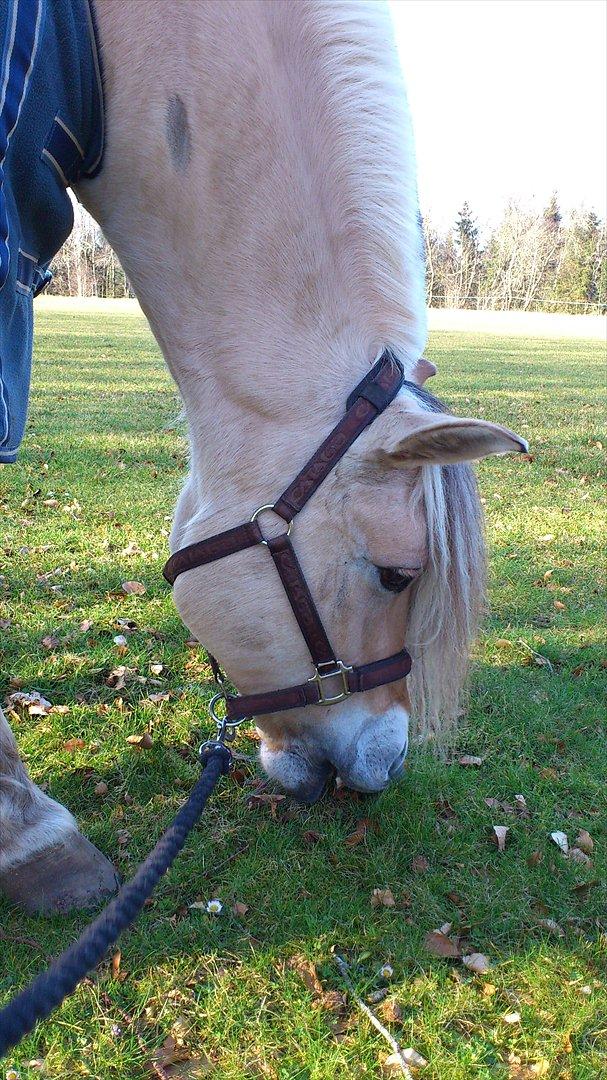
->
xmin=0 ymin=0 xmax=525 ymax=912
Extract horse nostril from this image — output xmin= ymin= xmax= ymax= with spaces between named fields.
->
xmin=388 ymin=745 xmax=408 ymax=780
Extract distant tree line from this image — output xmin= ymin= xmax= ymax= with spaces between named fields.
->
xmin=48 ymin=198 xmax=606 ymax=313
xmin=424 ymin=196 xmax=606 ymax=313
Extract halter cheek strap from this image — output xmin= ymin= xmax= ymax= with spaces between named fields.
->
xmin=163 ymin=350 xmax=412 ymax=720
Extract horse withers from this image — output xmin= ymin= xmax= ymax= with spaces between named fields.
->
xmin=0 ymin=0 xmax=526 ymax=913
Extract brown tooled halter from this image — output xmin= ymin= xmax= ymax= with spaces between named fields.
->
xmin=163 ymin=350 xmax=412 ymax=723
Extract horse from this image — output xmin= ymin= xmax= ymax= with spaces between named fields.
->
xmin=0 ymin=0 xmax=526 ymax=914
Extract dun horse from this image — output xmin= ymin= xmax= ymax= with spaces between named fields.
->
xmin=0 ymin=0 xmax=526 ymax=913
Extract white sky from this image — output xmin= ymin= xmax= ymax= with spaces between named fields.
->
xmin=389 ymin=0 xmax=607 ymax=233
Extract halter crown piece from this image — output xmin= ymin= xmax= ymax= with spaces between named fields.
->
xmin=163 ymin=351 xmax=412 ymax=731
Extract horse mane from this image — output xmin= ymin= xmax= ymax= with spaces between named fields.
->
xmin=401 ymin=384 xmax=486 ymax=749
xmin=285 ymin=0 xmax=427 ymax=371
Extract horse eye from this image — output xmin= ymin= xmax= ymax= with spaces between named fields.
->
xmin=377 ymin=566 xmax=415 ymax=593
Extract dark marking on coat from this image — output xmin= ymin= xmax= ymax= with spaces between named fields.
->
xmin=166 ymin=94 xmax=191 ymax=171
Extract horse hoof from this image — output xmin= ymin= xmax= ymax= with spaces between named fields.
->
xmin=0 ymin=832 xmax=120 ymax=914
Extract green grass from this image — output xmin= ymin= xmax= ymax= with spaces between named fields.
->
xmin=1 ymin=312 xmax=605 ymax=1079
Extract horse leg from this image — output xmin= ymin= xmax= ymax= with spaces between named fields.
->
xmin=0 ymin=708 xmax=119 ymax=913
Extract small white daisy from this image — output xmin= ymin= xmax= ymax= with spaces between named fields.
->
xmin=206 ymin=898 xmax=223 ymax=915
xmin=379 ymin=963 xmax=394 ymax=980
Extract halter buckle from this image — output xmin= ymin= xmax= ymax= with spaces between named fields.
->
xmin=309 ymin=660 xmax=353 ymax=705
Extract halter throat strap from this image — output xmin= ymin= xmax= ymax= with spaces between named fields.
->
xmin=163 ymin=350 xmax=411 ymax=720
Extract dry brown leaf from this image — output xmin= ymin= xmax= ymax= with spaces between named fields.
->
xmin=288 ymin=955 xmax=324 ymax=998
xmin=121 ymin=580 xmax=146 ymax=596
xmin=371 ymin=888 xmax=396 ymax=908
xmin=106 ymin=665 xmax=128 ymax=689
xmin=553 ymin=600 xmax=566 ymax=611
xmin=232 ymin=901 xmax=249 ymax=917
xmin=63 ymin=738 xmax=85 ymax=753
xmin=494 ymin=638 xmax=513 ymax=648
xmin=126 ymin=732 xmax=153 ymax=749
xmin=462 ymin=953 xmax=491 ymax=974
xmin=344 ymin=817 xmax=379 ymax=847
xmin=568 ymin=847 xmax=592 ymax=866
xmin=41 ymin=634 xmax=60 ymax=650
xmin=527 ymin=850 xmax=543 ymax=868
xmin=411 ymin=855 xmax=429 ymax=874
xmin=574 ymin=829 xmax=594 ymax=855
xmin=380 ymin=998 xmax=404 ymax=1024
xmin=424 ymin=931 xmax=461 ymax=958
xmin=301 ymin=830 xmax=322 ymax=845
xmin=94 ymin=781 xmax=108 ymax=796
xmin=247 ymin=792 xmax=286 ymax=818
xmin=572 ymin=879 xmax=599 ymax=899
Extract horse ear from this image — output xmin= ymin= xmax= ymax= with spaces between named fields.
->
xmin=375 ymin=413 xmax=528 ymax=467
xmin=409 ymin=356 xmax=437 ymax=386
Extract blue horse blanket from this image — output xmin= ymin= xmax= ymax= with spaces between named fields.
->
xmin=0 ymin=0 xmax=103 ymax=462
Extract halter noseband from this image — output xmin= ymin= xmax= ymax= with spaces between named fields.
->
xmin=163 ymin=350 xmax=412 ymax=723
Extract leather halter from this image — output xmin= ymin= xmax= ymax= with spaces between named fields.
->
xmin=163 ymin=351 xmax=412 ymax=723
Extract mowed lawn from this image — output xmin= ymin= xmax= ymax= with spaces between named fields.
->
xmin=0 ymin=310 xmax=605 ymax=1080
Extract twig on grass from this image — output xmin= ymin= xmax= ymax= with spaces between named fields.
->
xmin=334 ymin=955 xmax=414 ymax=1078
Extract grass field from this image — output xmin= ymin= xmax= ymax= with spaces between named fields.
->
xmin=0 ymin=311 xmax=605 ymax=1080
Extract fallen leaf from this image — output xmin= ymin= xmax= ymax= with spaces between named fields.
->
xmin=491 ymin=826 xmax=510 ymax=852
xmin=503 ymin=1011 xmax=521 ymax=1024
xmin=63 ymin=738 xmax=85 ymax=753
xmin=111 ymin=950 xmax=127 ymax=981
xmin=553 ymin=600 xmax=566 ymax=611
xmin=94 ymin=781 xmax=108 ymax=796
xmin=575 ymin=829 xmax=593 ymax=855
xmin=106 ymin=665 xmax=128 ymax=689
xmin=383 ymin=1048 xmax=428 ymax=1073
xmin=344 ymin=818 xmax=379 ymax=847
xmin=41 ymin=634 xmax=60 ymax=650
xmin=527 ymin=851 xmax=543 ymax=868
xmin=121 ymin=580 xmax=146 ymax=596
xmin=568 ymin=847 xmax=592 ymax=866
xmin=495 ymin=638 xmax=513 ymax=648
xmin=411 ymin=855 xmax=429 ymax=874
xmin=458 ymin=755 xmax=484 ymax=767
xmin=371 ymin=888 xmax=396 ymax=908
xmin=424 ymin=931 xmax=461 ymax=958
xmin=6 ymin=690 xmax=52 ymax=715
xmin=247 ymin=792 xmax=286 ymax=818
xmin=462 ymin=953 xmax=491 ymax=974
xmin=380 ymin=998 xmax=403 ymax=1024
xmin=572 ymin=879 xmax=599 ymax=899
xmin=232 ymin=901 xmax=249 ymax=917
xmin=301 ymin=830 xmax=322 ymax=845
xmin=550 ymin=830 xmax=569 ymax=854
xmin=537 ymin=918 xmax=564 ymax=937
xmin=126 ymin=732 xmax=153 ymax=749
xmin=288 ymin=955 xmax=324 ymax=997
xmin=538 ymin=766 xmax=558 ymax=780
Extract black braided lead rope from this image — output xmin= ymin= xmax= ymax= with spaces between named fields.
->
xmin=0 ymin=745 xmax=232 ymax=1058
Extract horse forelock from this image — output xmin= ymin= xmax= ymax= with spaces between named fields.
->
xmin=402 ymin=385 xmax=486 ymax=749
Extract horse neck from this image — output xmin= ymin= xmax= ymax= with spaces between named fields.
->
xmin=81 ymin=0 xmax=425 ymax=510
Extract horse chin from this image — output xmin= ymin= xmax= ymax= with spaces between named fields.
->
xmin=258 ymin=743 xmax=333 ymax=804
